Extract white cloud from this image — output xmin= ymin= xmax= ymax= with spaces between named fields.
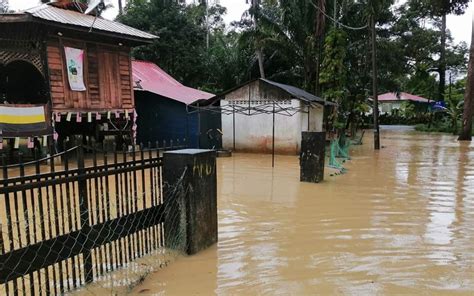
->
xmin=447 ymin=6 xmax=473 ymax=45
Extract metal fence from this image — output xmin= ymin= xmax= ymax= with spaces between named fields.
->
xmin=0 ymin=140 xmax=187 ymax=295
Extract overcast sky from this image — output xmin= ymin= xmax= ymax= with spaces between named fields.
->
xmin=8 ymin=0 xmax=474 ymax=44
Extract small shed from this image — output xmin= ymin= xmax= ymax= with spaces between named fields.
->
xmin=210 ymin=79 xmax=330 ymax=155
xmin=0 ymin=1 xmax=156 ymax=153
xmin=132 ymin=61 xmax=216 ymax=148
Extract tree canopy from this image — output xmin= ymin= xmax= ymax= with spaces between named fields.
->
xmin=118 ymin=0 xmax=470 ymax=131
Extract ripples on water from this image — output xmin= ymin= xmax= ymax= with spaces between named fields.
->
xmin=133 ymin=130 xmax=474 ymax=295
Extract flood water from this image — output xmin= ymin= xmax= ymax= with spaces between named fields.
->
xmin=132 ymin=129 xmax=474 ymax=295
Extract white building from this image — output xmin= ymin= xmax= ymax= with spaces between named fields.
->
xmin=377 ymin=92 xmax=430 ymax=114
xmin=216 ymin=79 xmax=331 ymax=155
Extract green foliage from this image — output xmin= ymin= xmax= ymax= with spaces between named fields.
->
xmin=320 ymin=29 xmax=348 ymax=104
xmin=415 ymin=77 xmax=467 ymax=134
xmin=114 ymin=0 xmax=469 ymax=131
xmin=401 ymin=101 xmax=417 ymax=118
xmin=408 ymin=0 xmax=470 ymax=16
xmin=202 ymin=30 xmax=253 ymax=93
xmin=415 ymin=119 xmax=474 ymax=135
xmin=233 ymin=0 xmax=323 ymax=91
xmin=118 ymin=0 xmax=206 ymax=88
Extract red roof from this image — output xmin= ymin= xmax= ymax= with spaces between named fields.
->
xmin=132 ymin=60 xmax=214 ymax=105
xmin=378 ymin=92 xmax=430 ymax=103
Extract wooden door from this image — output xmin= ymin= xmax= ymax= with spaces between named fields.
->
xmin=98 ymin=49 xmax=122 ymax=109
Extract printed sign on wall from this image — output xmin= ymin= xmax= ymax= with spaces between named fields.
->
xmin=64 ymin=47 xmax=86 ymax=91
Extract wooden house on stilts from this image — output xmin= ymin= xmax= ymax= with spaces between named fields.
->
xmin=0 ymin=1 xmax=156 ymax=158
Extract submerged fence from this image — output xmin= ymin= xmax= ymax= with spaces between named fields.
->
xmin=0 ymin=140 xmax=187 ymax=295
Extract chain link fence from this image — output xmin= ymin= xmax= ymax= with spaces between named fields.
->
xmin=0 ymin=140 xmax=189 ymax=295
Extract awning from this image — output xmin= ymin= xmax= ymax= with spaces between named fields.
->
xmin=132 ymin=60 xmax=214 ymax=105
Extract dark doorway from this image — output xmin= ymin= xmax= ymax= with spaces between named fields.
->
xmin=0 ymin=60 xmax=48 ymax=104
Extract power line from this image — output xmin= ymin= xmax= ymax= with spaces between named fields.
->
xmin=309 ymin=0 xmax=368 ymax=31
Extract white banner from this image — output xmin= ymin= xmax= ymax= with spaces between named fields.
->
xmin=64 ymin=47 xmax=86 ymax=91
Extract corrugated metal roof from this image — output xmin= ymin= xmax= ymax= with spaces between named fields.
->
xmin=25 ymin=4 xmax=156 ymax=41
xmin=193 ymin=78 xmax=336 ymax=107
xmin=378 ymin=92 xmax=430 ymax=103
xmin=132 ymin=60 xmax=214 ymax=105
xmin=261 ymin=79 xmax=333 ymax=105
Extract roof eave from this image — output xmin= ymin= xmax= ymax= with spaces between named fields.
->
xmin=0 ymin=13 xmax=34 ymax=23
xmin=30 ymin=17 xmax=156 ymax=45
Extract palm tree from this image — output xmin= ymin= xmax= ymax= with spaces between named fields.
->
xmin=239 ymin=0 xmax=325 ymax=92
xmin=250 ymin=0 xmax=265 ymax=78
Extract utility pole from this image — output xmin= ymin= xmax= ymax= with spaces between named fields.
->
xmin=371 ymin=15 xmax=380 ymax=150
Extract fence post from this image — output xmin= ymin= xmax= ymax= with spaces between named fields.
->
xmin=162 ymin=149 xmax=217 ymax=255
xmin=77 ymin=144 xmax=93 ymax=283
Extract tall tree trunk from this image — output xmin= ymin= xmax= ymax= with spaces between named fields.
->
xmin=314 ymin=38 xmax=321 ymax=96
xmin=118 ymin=0 xmax=123 ymax=15
xmin=251 ymin=0 xmax=265 ymax=78
xmin=458 ymin=16 xmax=474 ymax=141
xmin=256 ymin=48 xmax=265 ymax=79
xmin=438 ymin=14 xmax=447 ymax=101
xmin=314 ymin=0 xmax=326 ymax=96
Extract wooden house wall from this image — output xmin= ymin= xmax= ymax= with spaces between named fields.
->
xmin=47 ymin=37 xmax=134 ymax=112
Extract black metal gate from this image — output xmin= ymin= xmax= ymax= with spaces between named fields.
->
xmin=0 ymin=141 xmax=185 ymax=295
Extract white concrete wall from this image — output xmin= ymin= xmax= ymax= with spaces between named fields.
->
xmin=381 ymin=102 xmax=403 ymax=114
xmin=221 ymin=81 xmax=324 ymax=155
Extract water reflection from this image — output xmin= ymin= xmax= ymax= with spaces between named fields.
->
xmin=131 ymin=130 xmax=474 ymax=295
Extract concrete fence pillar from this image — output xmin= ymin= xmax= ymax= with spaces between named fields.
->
xmin=163 ymin=149 xmax=218 ymax=255
xmin=300 ymin=132 xmax=326 ymax=183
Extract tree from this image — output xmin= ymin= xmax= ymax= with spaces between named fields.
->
xmin=250 ymin=0 xmax=265 ymax=78
xmin=118 ymin=0 xmax=123 ymax=14
xmin=320 ymin=29 xmax=348 ymax=102
xmin=408 ymin=0 xmax=471 ymax=101
xmin=320 ymin=28 xmax=348 ymax=127
xmin=388 ymin=3 xmax=467 ymax=97
xmin=236 ymin=0 xmax=327 ymax=93
xmin=0 ymin=0 xmax=8 ymax=14
xmin=204 ymin=30 xmax=253 ymax=93
xmin=118 ymin=0 xmax=208 ymax=88
xmin=459 ymin=17 xmax=474 ymax=140
xmin=234 ymin=0 xmax=268 ymax=78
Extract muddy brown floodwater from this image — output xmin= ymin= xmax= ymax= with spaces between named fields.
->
xmin=132 ymin=129 xmax=474 ymax=295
